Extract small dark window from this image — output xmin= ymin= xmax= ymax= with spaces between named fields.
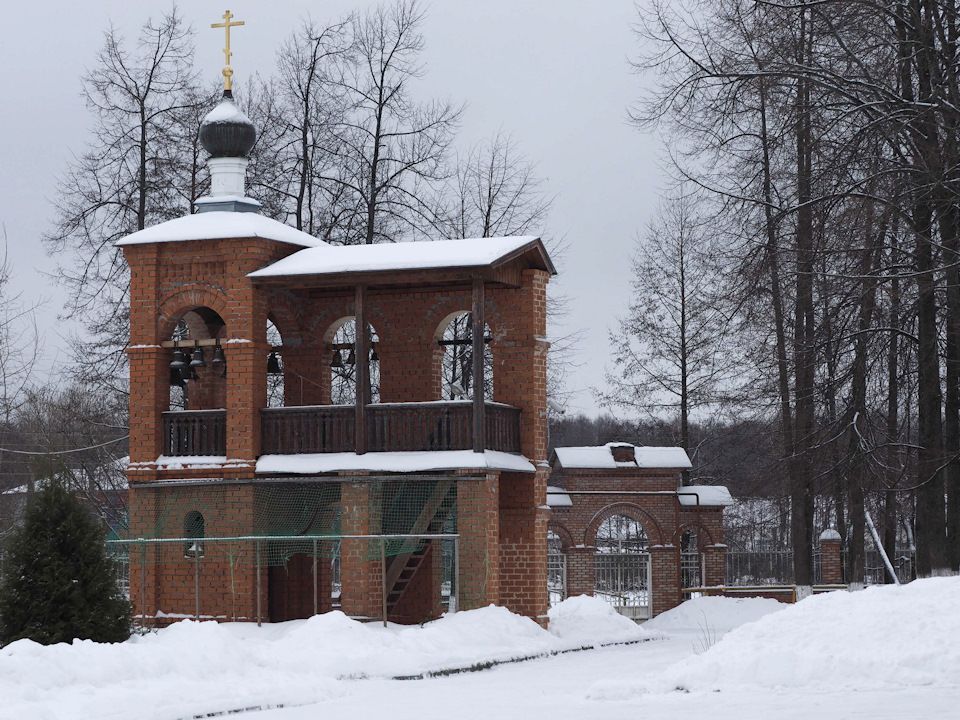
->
xmin=184 ymin=511 xmax=205 ymax=558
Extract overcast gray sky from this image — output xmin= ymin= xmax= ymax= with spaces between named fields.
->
xmin=0 ymin=0 xmax=662 ymax=416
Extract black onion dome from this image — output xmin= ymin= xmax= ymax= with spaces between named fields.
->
xmin=199 ymin=91 xmax=256 ymax=158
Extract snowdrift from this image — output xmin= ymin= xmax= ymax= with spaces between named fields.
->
xmin=0 ymin=597 xmax=647 ymax=720
xmin=591 ymin=576 xmax=960 ymax=700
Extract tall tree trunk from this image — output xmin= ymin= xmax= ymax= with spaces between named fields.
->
xmin=791 ymin=6 xmax=816 ymax=588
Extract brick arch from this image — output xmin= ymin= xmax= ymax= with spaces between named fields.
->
xmin=266 ymin=292 xmax=303 ymax=345
xmin=426 ymin=303 xmax=500 ymax=344
xmin=548 ymin=522 xmax=575 ymax=550
xmin=584 ymin=503 xmax=665 ymax=547
xmin=673 ymin=522 xmax=715 ymax=548
xmin=320 ymin=315 xmax=383 ymax=345
xmin=158 ymin=286 xmax=230 ymax=340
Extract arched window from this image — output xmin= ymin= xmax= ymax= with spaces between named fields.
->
xmin=438 ymin=312 xmax=492 ymax=400
xmin=184 ymin=511 xmax=205 ymax=558
xmin=329 ymin=318 xmax=380 ymax=404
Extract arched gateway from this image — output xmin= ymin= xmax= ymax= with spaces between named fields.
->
xmin=547 ymin=443 xmax=732 ymax=619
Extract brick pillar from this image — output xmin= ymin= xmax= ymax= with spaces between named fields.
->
xmin=650 ymin=545 xmax=681 ymax=617
xmin=340 ymin=482 xmax=383 ymax=619
xmin=225 ymin=341 xmax=268 ymax=464
xmin=704 ymin=544 xmax=727 ymax=587
xmin=819 ymin=529 xmax=844 ymax=585
xmin=127 ymin=487 xmax=159 ymax=627
xmin=281 ymin=345 xmax=324 ymax=406
xmin=457 ymin=475 xmax=500 ymax=610
xmin=127 ymin=346 xmax=168 ymax=467
xmin=498 ymin=467 xmax=549 ymax=620
xmin=564 ymin=546 xmax=596 ymax=597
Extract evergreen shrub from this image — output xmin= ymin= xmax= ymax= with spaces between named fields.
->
xmin=0 ymin=481 xmax=131 ymax=646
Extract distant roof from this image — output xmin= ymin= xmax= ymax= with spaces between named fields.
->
xmin=248 ymin=236 xmax=555 ymax=280
xmin=116 ymin=210 xmax=325 ymax=248
xmin=553 ymin=444 xmax=692 ymax=470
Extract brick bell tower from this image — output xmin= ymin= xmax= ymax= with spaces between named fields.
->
xmin=119 ymin=17 xmax=555 ymax=627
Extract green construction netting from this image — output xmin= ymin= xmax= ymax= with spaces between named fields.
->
xmin=127 ymin=480 xmax=458 ymax=565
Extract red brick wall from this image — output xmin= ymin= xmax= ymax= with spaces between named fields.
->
xmin=128 ymin=483 xmax=260 ymax=625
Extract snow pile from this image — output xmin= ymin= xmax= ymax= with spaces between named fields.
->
xmin=591 ymin=577 xmax=960 ymax=701
xmin=547 ymin=595 xmax=653 ymax=645
xmin=643 ymin=595 xmax=783 ymax=635
xmin=0 ymin=599 xmax=647 ymax=720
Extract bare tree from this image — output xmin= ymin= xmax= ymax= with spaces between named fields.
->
xmin=600 ymin=188 xmax=744 ymax=473
xmin=0 ymin=233 xmax=41 ymax=511
xmin=248 ymin=17 xmax=356 ymax=240
xmin=43 ymin=8 xmax=205 ymax=385
xmin=324 ymin=0 xmax=463 ymax=245
xmin=442 ymin=131 xmax=551 ymax=240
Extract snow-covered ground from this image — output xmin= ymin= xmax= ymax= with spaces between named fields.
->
xmin=2 ymin=579 xmax=959 ymax=720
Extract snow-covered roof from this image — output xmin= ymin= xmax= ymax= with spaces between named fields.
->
xmin=116 ymin=210 xmax=326 ymax=248
xmin=553 ymin=443 xmax=692 ymax=470
xmin=256 ymin=449 xmax=535 ymax=475
xmin=546 ymin=486 xmax=572 ymax=507
xmin=248 ymin=235 xmax=554 ymax=280
xmin=678 ymin=485 xmax=734 ymax=507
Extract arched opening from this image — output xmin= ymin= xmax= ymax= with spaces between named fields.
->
xmin=594 ymin=514 xmax=650 ymax=616
xmin=437 ymin=312 xmax=492 ymax=400
xmin=266 ymin=318 xmax=284 ymax=408
xmin=547 ymin=529 xmax=566 ymax=606
xmin=595 ymin=514 xmax=649 ymax=554
xmin=167 ymin=307 xmax=227 ymax=411
xmin=184 ymin=510 xmax=205 ymax=558
xmin=328 ymin=318 xmax=380 ymax=405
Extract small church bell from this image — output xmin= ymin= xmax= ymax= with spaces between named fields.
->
xmin=267 ymin=351 xmax=282 ymax=374
xmin=190 ymin=346 xmax=207 ymax=369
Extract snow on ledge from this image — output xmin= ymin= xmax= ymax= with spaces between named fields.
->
xmin=256 ymin=450 xmax=536 ymax=475
xmin=546 ymin=486 xmax=572 ymax=507
xmin=153 ymin=456 xmax=251 ymax=470
xmin=554 ymin=444 xmax=692 ymax=469
xmin=678 ymin=485 xmax=734 ymax=507
xmin=116 ymin=211 xmax=326 ymax=248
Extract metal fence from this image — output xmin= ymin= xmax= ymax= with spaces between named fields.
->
xmin=725 ymin=550 xmax=796 ymax=586
xmin=725 ymin=549 xmax=916 ymax=586
xmin=547 ymin=546 xmax=566 ymax=607
xmin=681 ymin=550 xmax=704 ymax=589
xmin=594 ymin=552 xmax=651 ymax=619
xmin=108 ymin=534 xmax=459 ymax=629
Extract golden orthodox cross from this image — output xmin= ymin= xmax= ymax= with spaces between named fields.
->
xmin=211 ymin=10 xmax=245 ymax=91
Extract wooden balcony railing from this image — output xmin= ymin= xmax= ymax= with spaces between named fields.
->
xmin=162 ymin=410 xmax=226 ymax=457
xmin=260 ymin=405 xmax=355 ymax=455
xmin=261 ymin=401 xmax=522 ymax=455
xmin=161 ymin=402 xmax=522 ymax=457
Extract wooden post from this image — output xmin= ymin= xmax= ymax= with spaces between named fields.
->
xmin=472 ymin=276 xmax=485 ymax=453
xmin=355 ymin=284 xmax=368 ymax=454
